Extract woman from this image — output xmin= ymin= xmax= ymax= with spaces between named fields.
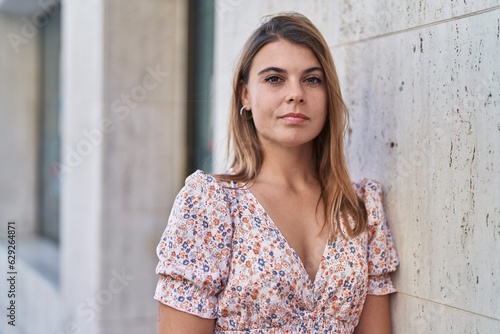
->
xmin=155 ymin=13 xmax=398 ymax=333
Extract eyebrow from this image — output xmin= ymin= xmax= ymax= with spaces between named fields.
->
xmin=257 ymin=66 xmax=324 ymax=76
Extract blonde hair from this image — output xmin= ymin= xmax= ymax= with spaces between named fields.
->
xmin=217 ymin=13 xmax=367 ymax=238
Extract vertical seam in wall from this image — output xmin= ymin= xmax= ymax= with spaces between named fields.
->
xmin=333 ymin=5 xmax=500 ymax=48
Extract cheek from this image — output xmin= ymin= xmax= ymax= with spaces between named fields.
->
xmin=315 ymin=114 xmax=327 ymax=135
xmin=313 ymin=90 xmax=327 ymax=112
xmin=250 ymin=90 xmax=278 ymax=111
xmin=250 ymin=111 xmax=269 ymax=133
xmin=248 ymin=94 xmax=279 ymax=123
xmin=318 ymin=93 xmax=328 ymax=118
xmin=314 ymin=98 xmax=328 ymax=132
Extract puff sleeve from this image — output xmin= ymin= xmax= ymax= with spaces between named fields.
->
xmin=355 ymin=179 xmax=399 ymax=295
xmin=154 ymin=170 xmax=233 ymax=318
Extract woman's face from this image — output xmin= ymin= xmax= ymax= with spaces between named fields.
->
xmin=241 ymin=39 xmax=327 ymax=151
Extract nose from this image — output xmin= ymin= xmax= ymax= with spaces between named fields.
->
xmin=286 ymin=80 xmax=305 ymax=103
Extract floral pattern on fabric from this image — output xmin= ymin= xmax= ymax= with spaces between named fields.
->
xmin=155 ymin=170 xmax=399 ymax=333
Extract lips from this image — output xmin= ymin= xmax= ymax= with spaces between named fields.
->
xmin=279 ymin=113 xmax=309 ymax=124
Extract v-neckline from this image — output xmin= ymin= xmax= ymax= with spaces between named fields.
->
xmin=243 ymin=187 xmax=329 ymax=287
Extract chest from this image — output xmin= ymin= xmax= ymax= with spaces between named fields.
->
xmin=247 ymin=187 xmax=328 ymax=281
xmin=219 ymin=197 xmax=370 ymax=329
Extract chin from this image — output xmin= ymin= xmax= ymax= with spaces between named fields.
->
xmin=281 ymin=138 xmax=316 ymax=148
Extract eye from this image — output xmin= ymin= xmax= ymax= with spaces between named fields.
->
xmin=265 ymin=75 xmax=283 ymax=85
xmin=305 ymin=76 xmax=322 ymax=85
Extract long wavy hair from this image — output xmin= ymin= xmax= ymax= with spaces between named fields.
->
xmin=216 ymin=13 xmax=367 ymax=238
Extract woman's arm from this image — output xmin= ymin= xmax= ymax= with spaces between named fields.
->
xmin=353 ymin=294 xmax=392 ymax=334
xmin=157 ymin=302 xmax=216 ymax=334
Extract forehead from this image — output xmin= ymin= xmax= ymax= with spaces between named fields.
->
xmin=250 ymin=40 xmax=321 ymax=73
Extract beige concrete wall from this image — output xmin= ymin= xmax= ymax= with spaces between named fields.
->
xmin=332 ymin=3 xmax=500 ymax=332
xmin=60 ymin=0 xmax=188 ymax=333
xmin=212 ymin=0 xmax=500 ymax=332
xmin=99 ymin=0 xmax=188 ymax=332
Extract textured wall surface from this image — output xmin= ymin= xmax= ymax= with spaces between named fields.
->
xmin=333 ymin=3 xmax=500 ymax=332
xmin=213 ymin=0 xmax=500 ymax=332
xmin=60 ymin=0 xmax=188 ymax=333
xmin=99 ymin=0 xmax=188 ymax=332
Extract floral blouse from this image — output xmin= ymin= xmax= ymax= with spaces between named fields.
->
xmin=155 ymin=170 xmax=399 ymax=333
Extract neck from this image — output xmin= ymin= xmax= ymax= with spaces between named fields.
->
xmin=256 ymin=142 xmax=318 ymax=191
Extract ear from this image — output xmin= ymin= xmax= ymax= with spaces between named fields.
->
xmin=240 ymin=83 xmax=251 ymax=109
